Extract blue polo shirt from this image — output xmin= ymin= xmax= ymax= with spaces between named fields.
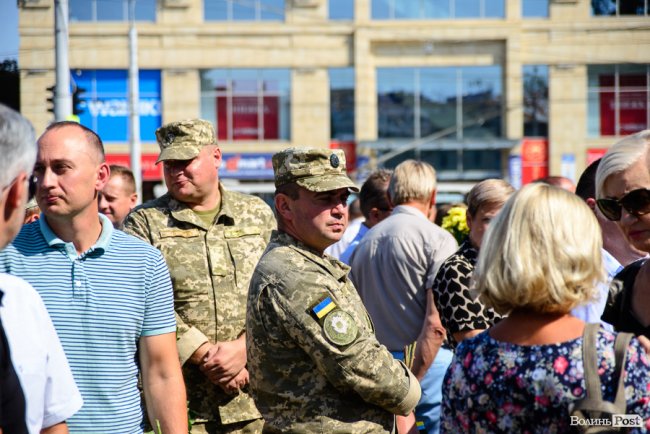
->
xmin=0 ymin=214 xmax=176 ymax=433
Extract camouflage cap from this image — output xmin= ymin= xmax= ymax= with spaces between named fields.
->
xmin=155 ymin=119 xmax=216 ymax=164
xmin=273 ymin=148 xmax=359 ymax=193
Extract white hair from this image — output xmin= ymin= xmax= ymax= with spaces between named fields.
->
xmin=595 ymin=130 xmax=650 ymax=199
xmin=0 ymin=104 xmax=37 ymax=189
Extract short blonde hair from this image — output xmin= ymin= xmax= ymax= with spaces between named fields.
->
xmin=474 ymin=183 xmax=604 ymax=315
xmin=466 ymin=179 xmax=515 ymax=217
xmin=595 ymin=129 xmax=650 ymax=199
xmin=388 ymin=160 xmax=437 ymax=205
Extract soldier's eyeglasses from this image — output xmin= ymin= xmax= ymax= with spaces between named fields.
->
xmin=596 ymin=188 xmax=650 ymax=221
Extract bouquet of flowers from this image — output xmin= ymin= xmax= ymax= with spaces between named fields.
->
xmin=441 ymin=206 xmax=469 ymax=244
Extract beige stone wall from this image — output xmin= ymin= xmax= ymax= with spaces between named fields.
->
xmin=17 ymin=0 xmax=650 ymax=178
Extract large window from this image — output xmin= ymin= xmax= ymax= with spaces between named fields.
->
xmin=522 ymin=0 xmax=549 ymax=17
xmin=372 ymin=0 xmax=504 ymax=19
xmin=330 ymin=0 xmax=354 ymax=20
xmin=592 ymin=0 xmax=649 ymax=15
xmin=200 ymin=69 xmax=291 ymax=141
xmin=588 ymin=64 xmax=649 ymax=137
xmin=330 ymin=68 xmax=355 ymax=140
xmin=69 ymin=0 xmax=156 ymax=22
xmin=205 ymin=0 xmax=284 ymax=21
xmin=377 ymin=66 xmax=502 ymax=139
xmin=523 ymin=65 xmax=548 ymax=137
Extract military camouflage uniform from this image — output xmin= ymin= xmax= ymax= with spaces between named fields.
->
xmin=123 ymin=119 xmax=275 ymax=432
xmin=246 ymin=148 xmax=421 ymax=433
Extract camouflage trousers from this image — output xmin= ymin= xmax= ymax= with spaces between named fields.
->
xmin=191 ymin=418 xmax=264 ymax=434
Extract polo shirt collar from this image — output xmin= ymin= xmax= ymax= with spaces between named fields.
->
xmin=39 ymin=213 xmax=113 ymax=259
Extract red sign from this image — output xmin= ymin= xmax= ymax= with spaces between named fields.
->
xmin=587 ymin=148 xmax=608 ymax=165
xmin=217 ymin=96 xmax=279 ymax=140
xmin=330 ymin=141 xmax=357 ymax=173
xmin=599 ymin=74 xmax=647 ymax=136
xmin=105 ymin=154 xmax=163 ymax=181
xmin=521 ymin=138 xmax=548 ymax=184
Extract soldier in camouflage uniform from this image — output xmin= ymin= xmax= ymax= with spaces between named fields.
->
xmin=124 ymin=119 xmax=275 ymax=434
xmin=246 ymin=148 xmax=421 ymax=433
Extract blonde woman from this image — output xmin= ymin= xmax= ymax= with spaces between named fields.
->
xmin=433 ymin=179 xmax=514 ymax=348
xmin=441 ymin=183 xmax=650 ymax=432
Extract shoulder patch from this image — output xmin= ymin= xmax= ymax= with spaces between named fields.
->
xmin=311 ymin=295 xmax=337 ymax=320
xmin=323 ymin=309 xmax=358 ymax=346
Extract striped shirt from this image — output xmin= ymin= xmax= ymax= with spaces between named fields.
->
xmin=0 ymin=214 xmax=176 ymax=434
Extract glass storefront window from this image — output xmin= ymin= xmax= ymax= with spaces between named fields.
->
xmin=522 ymin=0 xmax=549 ymax=17
xmin=69 ymin=0 xmax=156 ymax=22
xmin=329 ymin=68 xmax=355 ymax=140
xmin=523 ymin=65 xmax=549 ymax=137
xmin=200 ymin=69 xmax=291 ymax=141
xmin=587 ymin=64 xmax=649 ymax=137
xmin=377 ymin=66 xmax=502 ymax=140
xmin=592 ymin=0 xmax=648 ymax=15
xmin=205 ymin=0 xmax=284 ymax=21
xmin=372 ymin=0 xmax=504 ymax=19
xmin=329 ymin=0 xmax=354 ymax=20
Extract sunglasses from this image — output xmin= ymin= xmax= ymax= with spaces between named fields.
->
xmin=28 ymin=175 xmax=37 ymax=202
xmin=596 ymin=188 xmax=650 ymax=221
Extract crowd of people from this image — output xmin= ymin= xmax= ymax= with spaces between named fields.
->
xmin=0 ymin=101 xmax=648 ymax=434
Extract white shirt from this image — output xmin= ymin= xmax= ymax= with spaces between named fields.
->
xmin=571 ymin=249 xmax=622 ymax=330
xmin=325 ymin=217 xmax=364 ymax=259
xmin=0 ymin=273 xmax=82 ymax=433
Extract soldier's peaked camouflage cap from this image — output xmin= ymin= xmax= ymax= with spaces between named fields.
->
xmin=155 ymin=119 xmax=216 ymax=164
xmin=273 ymin=148 xmax=359 ymax=193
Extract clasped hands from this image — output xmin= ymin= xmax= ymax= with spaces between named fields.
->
xmin=193 ymin=335 xmax=248 ymax=395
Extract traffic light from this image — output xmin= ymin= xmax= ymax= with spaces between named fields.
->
xmin=46 ymin=85 xmax=55 ymax=114
xmin=72 ymin=87 xmax=86 ymax=115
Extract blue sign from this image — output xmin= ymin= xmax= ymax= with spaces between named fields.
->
xmin=72 ymin=69 xmax=162 ymax=143
xmin=220 ymin=153 xmax=274 ymax=180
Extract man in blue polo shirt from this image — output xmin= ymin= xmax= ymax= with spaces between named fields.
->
xmin=0 ymin=121 xmax=187 ymax=434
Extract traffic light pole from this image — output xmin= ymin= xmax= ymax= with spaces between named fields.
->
xmin=54 ymin=0 xmax=72 ymax=121
xmin=128 ymin=0 xmax=142 ymax=204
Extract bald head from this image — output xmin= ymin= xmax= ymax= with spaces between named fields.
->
xmin=39 ymin=121 xmax=105 ymax=164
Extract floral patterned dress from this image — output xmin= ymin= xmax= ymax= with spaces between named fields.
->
xmin=442 ymin=329 xmax=650 ymax=433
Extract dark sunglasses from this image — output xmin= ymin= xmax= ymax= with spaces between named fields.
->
xmin=28 ymin=175 xmax=37 ymax=201
xmin=596 ymin=188 xmax=650 ymax=221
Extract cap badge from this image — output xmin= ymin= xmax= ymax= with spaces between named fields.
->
xmin=165 ymin=133 xmax=175 ymax=145
xmin=330 ymin=154 xmax=340 ymax=168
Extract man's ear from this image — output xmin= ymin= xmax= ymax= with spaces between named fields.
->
xmin=274 ymin=193 xmax=293 ymax=222
xmin=5 ymin=173 xmax=28 ymax=210
xmin=96 ymin=163 xmax=110 ymax=191
xmin=430 ymin=189 xmax=437 ymax=207
xmin=213 ymin=146 xmax=223 ymax=170
xmin=585 ymin=197 xmax=597 ymax=212
xmin=2 ymin=173 xmax=27 ymax=224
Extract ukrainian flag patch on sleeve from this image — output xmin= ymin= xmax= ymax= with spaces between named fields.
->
xmin=311 ymin=295 xmax=337 ymax=320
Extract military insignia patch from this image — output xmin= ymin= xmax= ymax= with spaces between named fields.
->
xmin=165 ymin=133 xmax=175 ymax=145
xmin=329 ymin=153 xmax=340 ymax=168
xmin=323 ymin=309 xmax=358 ymax=346
xmin=311 ymin=295 xmax=337 ymax=320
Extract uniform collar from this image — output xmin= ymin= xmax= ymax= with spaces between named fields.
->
xmin=168 ymin=183 xmax=236 ymax=230
xmin=272 ymin=231 xmax=350 ymax=282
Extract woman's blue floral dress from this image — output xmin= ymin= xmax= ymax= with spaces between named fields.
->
xmin=442 ymin=328 xmax=650 ymax=433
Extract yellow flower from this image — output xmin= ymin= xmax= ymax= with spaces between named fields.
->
xmin=441 ymin=206 xmax=469 ymax=243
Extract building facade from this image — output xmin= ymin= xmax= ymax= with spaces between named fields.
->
xmin=17 ymin=0 xmax=650 ymax=196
